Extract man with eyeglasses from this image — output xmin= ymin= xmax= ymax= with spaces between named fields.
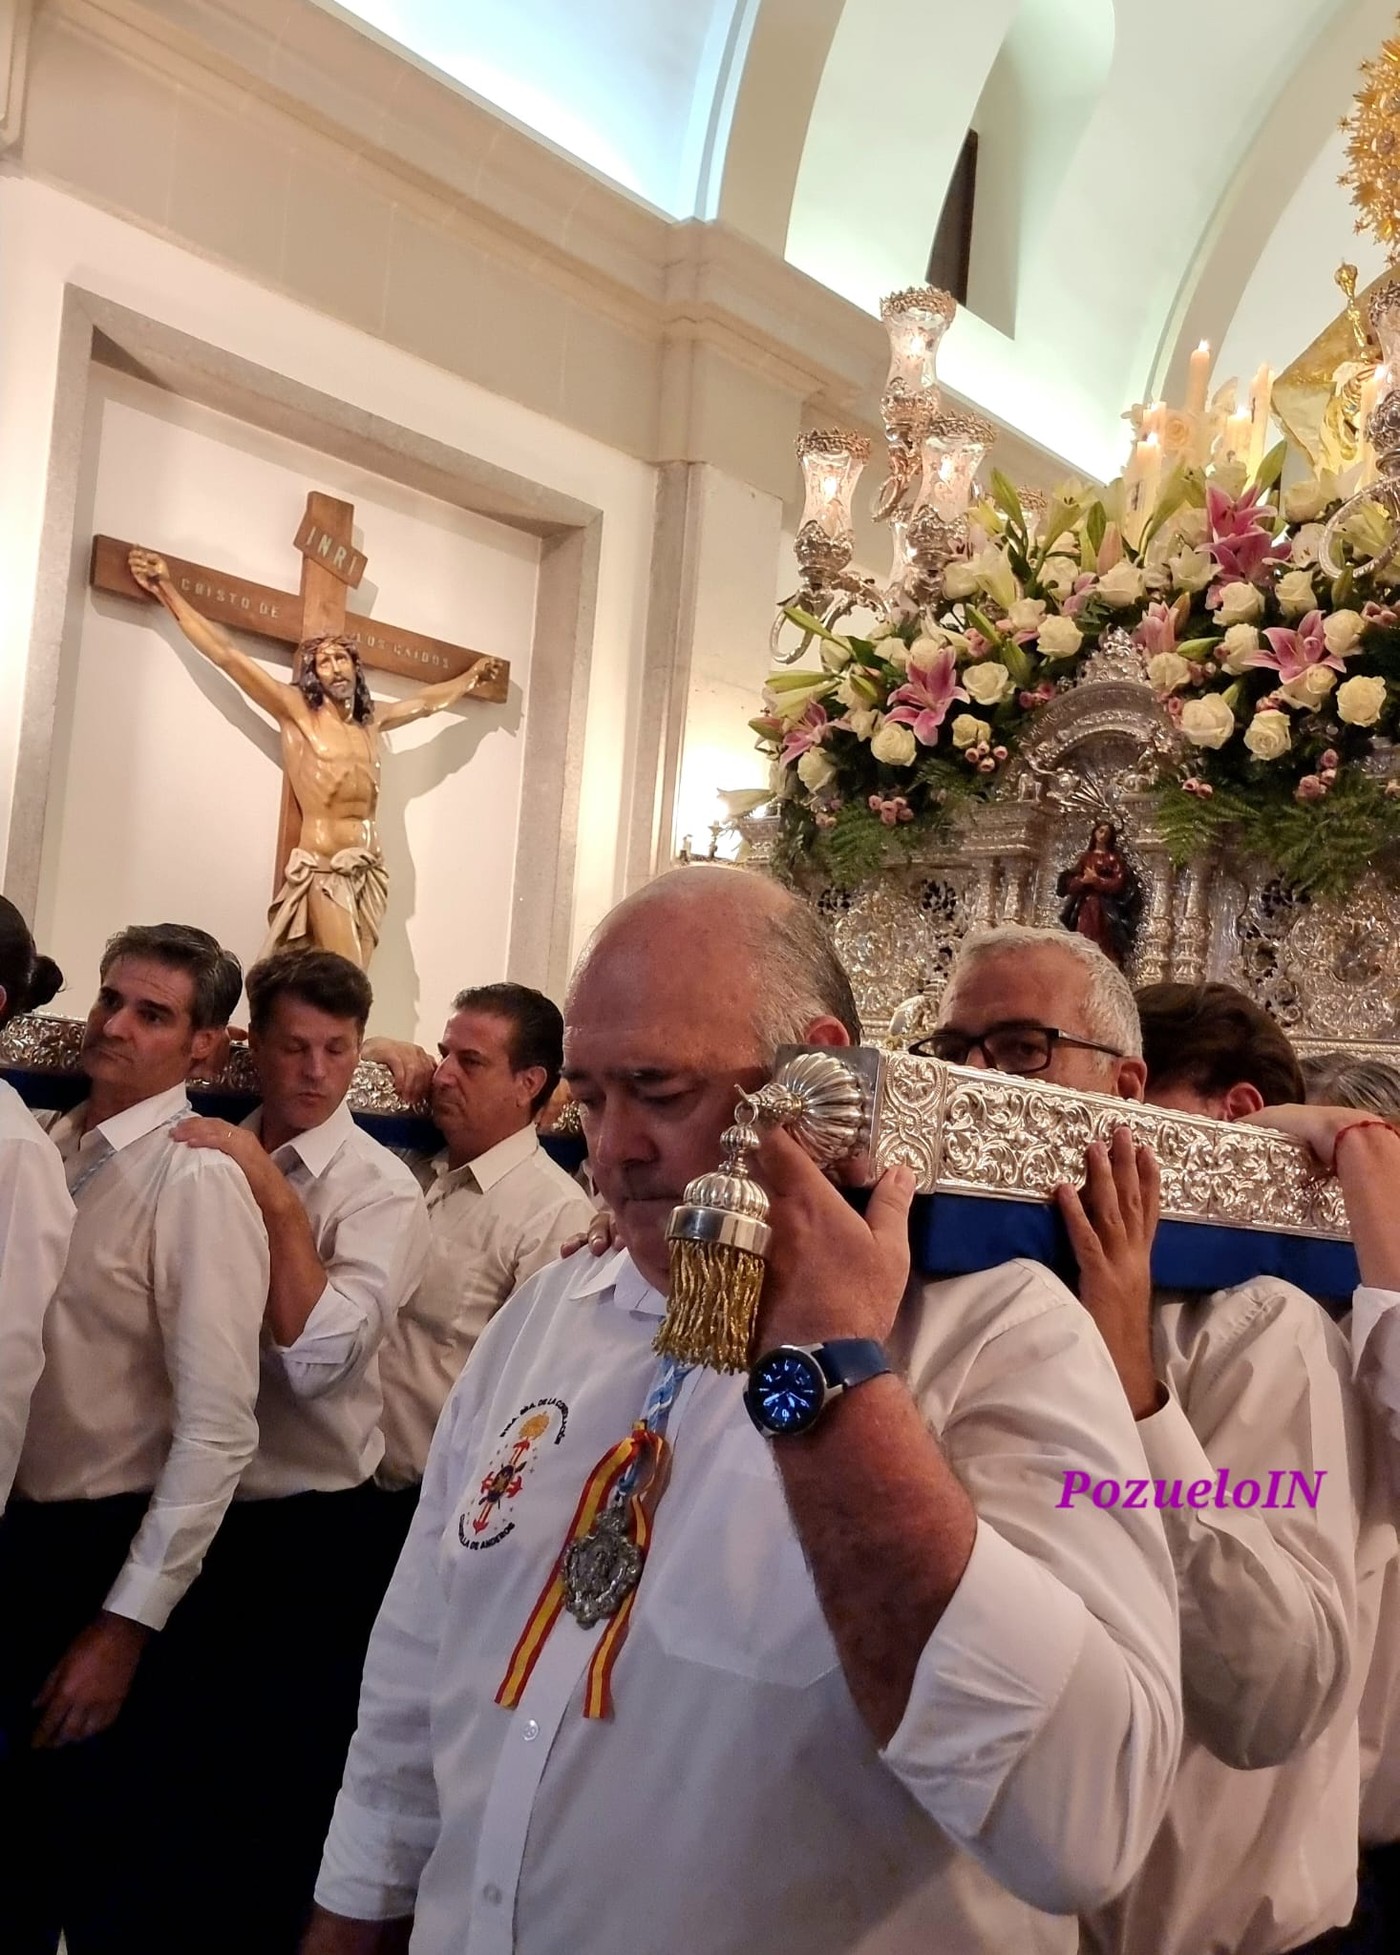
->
xmin=929 ymin=927 xmax=1372 ymax=1955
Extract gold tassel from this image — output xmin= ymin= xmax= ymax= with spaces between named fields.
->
xmin=656 ymin=1107 xmax=771 ymax=1373
xmin=654 ymin=1056 xmax=872 ymax=1373
xmin=655 ymin=1239 xmax=766 ymax=1372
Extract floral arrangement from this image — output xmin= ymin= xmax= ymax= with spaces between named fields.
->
xmin=752 ymin=454 xmax=1400 ymax=895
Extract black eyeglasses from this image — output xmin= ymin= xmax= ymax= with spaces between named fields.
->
xmin=910 ymin=1022 xmax=1124 ymax=1075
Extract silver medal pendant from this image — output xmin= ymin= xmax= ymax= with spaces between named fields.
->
xmin=562 ymin=1504 xmax=643 ymax=1628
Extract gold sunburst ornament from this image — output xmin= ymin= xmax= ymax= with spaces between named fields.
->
xmin=1341 ymin=26 xmax=1400 ymax=253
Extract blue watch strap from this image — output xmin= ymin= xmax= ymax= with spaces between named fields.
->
xmin=813 ymin=1338 xmax=890 ymax=1394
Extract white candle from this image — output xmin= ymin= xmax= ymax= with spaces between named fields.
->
xmin=1185 ymin=341 xmax=1212 ymax=418
xmin=1139 ymin=432 xmax=1163 ymax=512
xmin=1247 ymin=364 xmax=1272 ymax=473
xmin=1221 ymin=410 xmax=1252 ymax=468
xmin=1125 ymin=434 xmax=1162 ymax=546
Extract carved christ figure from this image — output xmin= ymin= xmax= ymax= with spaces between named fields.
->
xmin=128 ymin=549 xmax=504 ymax=970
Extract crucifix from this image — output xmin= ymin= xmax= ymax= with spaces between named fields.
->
xmin=90 ymin=491 xmax=509 ymax=970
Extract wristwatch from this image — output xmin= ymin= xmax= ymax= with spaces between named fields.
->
xmin=743 ymin=1339 xmax=891 ymax=1437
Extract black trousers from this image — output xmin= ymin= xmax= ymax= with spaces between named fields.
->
xmin=156 ymin=1480 xmax=416 ymax=1955
xmin=0 ymin=1493 xmax=195 ymax=1955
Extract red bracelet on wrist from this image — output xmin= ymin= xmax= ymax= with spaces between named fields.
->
xmin=1333 ymin=1118 xmax=1397 ymax=1167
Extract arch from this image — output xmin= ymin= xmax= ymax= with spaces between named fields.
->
xmin=966 ymin=0 xmax=1115 ymax=336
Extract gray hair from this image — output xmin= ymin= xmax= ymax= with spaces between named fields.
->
xmin=748 ymin=895 xmax=862 ymax=1062
xmin=1301 ymin=1049 xmax=1400 ymax=1119
xmin=943 ymin=923 xmax=1143 ymax=1058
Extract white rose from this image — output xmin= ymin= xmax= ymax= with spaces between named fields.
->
xmin=1006 ymin=597 xmax=1047 ymax=632
xmin=1172 ymin=507 xmax=1210 ymax=548
xmin=1215 ymin=581 xmax=1264 ymax=626
xmin=1243 ymin=709 xmax=1292 ymax=761
xmin=1179 ymin=693 xmax=1237 ymax=748
xmin=1283 ymin=476 xmax=1329 ymax=523
xmin=1337 ymin=674 xmax=1388 ymax=726
xmin=950 ymin=713 xmax=991 ymax=750
xmin=1219 ymin=623 xmax=1261 ymax=674
xmin=962 ymin=660 xmax=1012 ymax=706
xmin=1097 ymin=561 xmax=1148 ymax=607
xmin=1166 ymin=547 xmax=1213 ymax=594
xmin=942 ymin=560 xmax=981 ymax=600
xmin=797 ymin=747 xmax=837 ymax=791
xmin=845 ymin=707 xmax=878 ymax=740
xmin=1039 ymin=556 xmax=1080 ymax=598
xmin=1323 ymin=608 xmax=1365 ymax=658
xmin=1279 ymin=666 xmax=1336 ymax=710
xmin=1037 ymin=614 xmax=1084 ymax=659
xmin=883 ymin=641 xmax=913 ymax=670
xmin=835 ymin=673 xmax=877 ymax=710
xmin=1146 ymin=651 xmax=1191 ymax=694
xmin=869 ymin=721 xmax=917 ymax=765
xmin=1275 ymin=568 xmax=1318 ymax=618
xmin=1290 ymin=523 xmax=1327 ymax=568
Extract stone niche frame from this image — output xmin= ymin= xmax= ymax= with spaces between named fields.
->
xmin=4 ymin=285 xmax=602 ymax=999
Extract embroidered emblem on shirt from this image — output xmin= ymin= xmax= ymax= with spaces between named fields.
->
xmin=459 ymin=1397 xmax=569 ymax=1550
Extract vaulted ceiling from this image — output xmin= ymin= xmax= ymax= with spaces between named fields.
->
xmin=327 ymin=0 xmax=1396 ymax=475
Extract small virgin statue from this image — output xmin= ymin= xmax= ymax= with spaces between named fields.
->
xmin=1057 ymin=821 xmax=1139 ymax=968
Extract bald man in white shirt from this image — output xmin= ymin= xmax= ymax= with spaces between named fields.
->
xmin=165 ymin=947 xmax=429 ymax=1955
xmin=304 ymin=867 xmax=1181 ymax=1955
xmin=1 ymin=922 xmax=268 ymax=1955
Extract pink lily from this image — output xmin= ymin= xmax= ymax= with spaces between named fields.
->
xmin=1062 ymin=574 xmax=1098 ymax=618
xmin=1207 ymin=484 xmax=1289 ymax=584
xmin=778 ymin=701 xmax=830 ymax=766
xmin=1132 ymin=601 xmax=1178 ymax=658
xmin=886 ymin=645 xmax=968 ymax=745
xmin=1248 ymin=609 xmax=1344 ymax=683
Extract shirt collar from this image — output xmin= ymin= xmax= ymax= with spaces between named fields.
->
xmin=564 ymin=1244 xmax=666 ymax=1318
xmin=68 ymin=1082 xmax=191 ymax=1156
xmin=466 ymin=1122 xmax=541 ymax=1192
xmin=432 ymin=1122 xmax=541 ymax=1195
xmin=241 ymin=1097 xmax=357 ymax=1179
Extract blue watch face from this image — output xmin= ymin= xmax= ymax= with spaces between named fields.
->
xmin=751 ymin=1349 xmax=825 ymax=1433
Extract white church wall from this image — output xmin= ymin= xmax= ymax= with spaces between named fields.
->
xmin=0 ymin=175 xmax=658 ymax=1034
xmin=41 ymin=367 xmax=539 ymax=1042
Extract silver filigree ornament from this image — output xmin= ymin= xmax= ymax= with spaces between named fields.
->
xmin=562 ymin=1505 xmax=644 ymax=1628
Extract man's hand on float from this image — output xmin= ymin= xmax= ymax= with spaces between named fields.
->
xmin=753 ymin=1125 xmax=915 ymax=1349
xmin=362 ymin=1037 xmax=436 ymax=1106
xmin=1240 ymin=1102 xmax=1392 ymax=1171
xmin=32 ymin=1612 xmax=151 ymax=1748
xmin=1057 ymin=1128 xmax=1162 ymax=1421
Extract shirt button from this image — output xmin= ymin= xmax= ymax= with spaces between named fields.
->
xmin=482 ymin=1883 xmax=503 ymax=1906
xmin=522 ymin=1719 xmax=540 ymax=1741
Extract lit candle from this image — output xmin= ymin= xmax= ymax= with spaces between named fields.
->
xmin=1221 ymin=410 xmax=1252 ymax=468
xmin=1125 ymin=434 xmax=1162 ymax=546
xmin=1185 ymin=341 xmax=1212 ymax=418
xmin=1247 ymin=364 xmax=1273 ymax=473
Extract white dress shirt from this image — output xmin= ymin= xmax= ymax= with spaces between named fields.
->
xmin=16 ymin=1085 xmax=269 ymax=1629
xmin=1348 ymin=1287 xmax=1400 ymax=1845
xmin=0 ymin=1078 xmax=74 ymax=1512
xmin=378 ymin=1125 xmax=596 ymax=1485
xmin=316 ymin=1250 xmax=1181 ymax=1955
xmin=238 ymin=1100 xmax=429 ymax=1499
xmin=1082 ymin=1278 xmax=1387 ymax=1955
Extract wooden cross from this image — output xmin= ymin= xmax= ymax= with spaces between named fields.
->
xmin=91 ymin=490 xmax=509 ymax=893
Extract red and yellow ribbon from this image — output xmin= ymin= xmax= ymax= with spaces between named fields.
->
xmin=495 ymin=1424 xmax=670 ymax=1719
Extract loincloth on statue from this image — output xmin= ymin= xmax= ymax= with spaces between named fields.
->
xmin=260 ymin=844 xmax=389 ymax=961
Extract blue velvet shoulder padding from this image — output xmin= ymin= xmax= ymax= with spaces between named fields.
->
xmin=5 ymin=1067 xmax=1353 ymax=1311
xmin=902 ymin=1191 xmax=1358 ymax=1316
